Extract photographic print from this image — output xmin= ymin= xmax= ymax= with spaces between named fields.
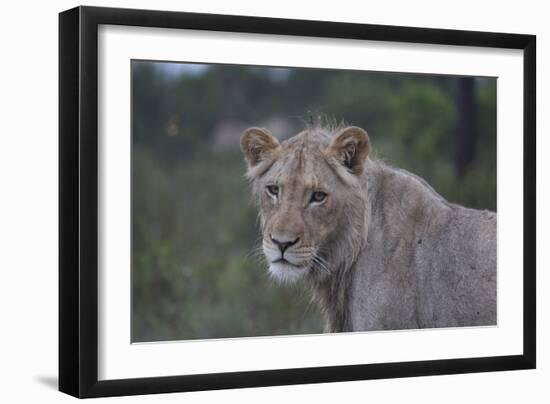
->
xmin=59 ymin=6 xmax=535 ymax=397
xmin=131 ymin=61 xmax=497 ymax=342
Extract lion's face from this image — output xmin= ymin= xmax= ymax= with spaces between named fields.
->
xmin=241 ymin=126 xmax=370 ymax=283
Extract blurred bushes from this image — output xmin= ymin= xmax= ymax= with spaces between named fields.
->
xmin=131 ymin=61 xmax=496 ymax=342
xmin=132 ymin=148 xmax=321 ymax=341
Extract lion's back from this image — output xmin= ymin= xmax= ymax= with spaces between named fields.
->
xmin=414 ymin=205 xmax=497 ymax=327
xmin=349 ymin=163 xmax=497 ymax=331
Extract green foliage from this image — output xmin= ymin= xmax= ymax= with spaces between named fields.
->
xmin=131 ymin=61 xmax=496 ymax=342
xmin=132 ymin=148 xmax=322 ymax=341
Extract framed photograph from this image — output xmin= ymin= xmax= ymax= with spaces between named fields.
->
xmin=59 ymin=5 xmax=536 ymax=398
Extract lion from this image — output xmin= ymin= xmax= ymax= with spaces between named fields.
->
xmin=240 ymin=124 xmax=496 ymax=332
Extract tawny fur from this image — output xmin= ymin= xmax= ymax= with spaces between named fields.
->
xmin=241 ymin=124 xmax=496 ymax=332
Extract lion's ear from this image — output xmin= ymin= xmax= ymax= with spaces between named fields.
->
xmin=325 ymin=126 xmax=370 ymax=175
xmin=240 ymin=127 xmax=281 ymax=168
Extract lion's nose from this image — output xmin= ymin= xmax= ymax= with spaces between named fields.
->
xmin=270 ymin=235 xmax=300 ymax=254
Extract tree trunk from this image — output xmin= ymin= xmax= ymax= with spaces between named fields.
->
xmin=454 ymin=77 xmax=478 ymax=178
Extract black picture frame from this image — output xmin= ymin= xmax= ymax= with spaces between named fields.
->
xmin=59 ymin=5 xmax=536 ymax=398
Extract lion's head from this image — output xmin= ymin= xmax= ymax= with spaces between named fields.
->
xmin=241 ymin=125 xmax=370 ymax=284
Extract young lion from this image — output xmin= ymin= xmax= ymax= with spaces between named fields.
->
xmin=241 ymin=124 xmax=496 ymax=332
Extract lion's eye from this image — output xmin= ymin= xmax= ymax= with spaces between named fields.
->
xmin=310 ymin=191 xmax=327 ymax=204
xmin=266 ymin=185 xmax=279 ymax=197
